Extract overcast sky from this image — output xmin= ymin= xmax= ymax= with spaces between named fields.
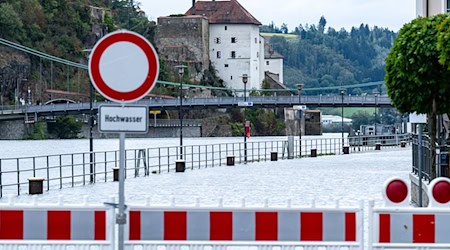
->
xmin=140 ymin=0 xmax=417 ymax=32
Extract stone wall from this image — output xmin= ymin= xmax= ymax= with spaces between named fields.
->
xmin=80 ymin=124 xmax=201 ymax=139
xmin=156 ymin=16 xmax=209 ymax=82
xmin=0 ymin=119 xmax=30 ymax=140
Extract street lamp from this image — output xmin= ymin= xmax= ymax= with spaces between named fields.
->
xmin=176 ymin=65 xmax=187 ymax=160
xmin=297 ymin=83 xmax=304 ymax=157
xmin=15 ymin=78 xmax=27 ymax=108
xmin=340 ymin=88 xmax=346 ymax=151
xmin=82 ymin=49 xmax=95 ymax=184
xmin=242 ymin=74 xmax=249 ymax=163
xmin=374 ymin=89 xmax=379 ymax=136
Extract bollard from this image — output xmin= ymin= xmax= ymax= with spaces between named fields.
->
xmin=343 ymin=146 xmax=350 ymax=154
xmin=401 ymin=141 xmax=406 ymax=148
xmin=226 ymin=155 xmax=235 ymax=166
xmin=311 ymin=149 xmax=317 ymax=157
xmin=112 ymin=167 xmax=119 ymax=182
xmin=175 ymin=160 xmax=186 ymax=172
xmin=271 ymin=152 xmax=278 ymax=161
xmin=375 ymin=143 xmax=381 ymax=150
xmin=28 ymin=177 xmax=44 ymax=195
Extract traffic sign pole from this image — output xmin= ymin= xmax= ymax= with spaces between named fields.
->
xmin=88 ymin=30 xmax=160 ymax=250
xmin=118 ymin=132 xmax=126 ymax=250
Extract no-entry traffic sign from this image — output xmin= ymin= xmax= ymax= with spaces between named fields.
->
xmin=88 ymin=30 xmax=159 ymax=103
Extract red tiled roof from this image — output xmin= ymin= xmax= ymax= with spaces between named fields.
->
xmin=186 ymin=0 xmax=261 ymax=25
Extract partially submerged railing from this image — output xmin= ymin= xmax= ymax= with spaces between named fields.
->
xmin=0 ymin=135 xmax=409 ymax=197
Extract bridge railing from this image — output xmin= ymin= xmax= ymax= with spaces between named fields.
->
xmin=0 ymin=136 xmax=408 ymax=198
xmin=0 ymin=95 xmax=394 ymax=116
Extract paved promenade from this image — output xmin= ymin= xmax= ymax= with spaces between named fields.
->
xmin=8 ymin=147 xmax=411 ymax=207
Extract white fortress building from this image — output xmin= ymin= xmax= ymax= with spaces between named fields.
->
xmin=155 ymin=0 xmax=285 ymax=96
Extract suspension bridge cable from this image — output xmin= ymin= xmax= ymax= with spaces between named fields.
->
xmin=0 ymin=37 xmax=385 ymax=93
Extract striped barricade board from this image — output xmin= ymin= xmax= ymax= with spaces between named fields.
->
xmin=125 ymin=203 xmax=364 ymax=250
xmin=369 ymin=204 xmax=450 ymax=249
xmin=0 ymin=203 xmax=113 ymax=249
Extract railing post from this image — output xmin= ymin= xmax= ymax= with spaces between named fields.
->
xmin=0 ymin=159 xmax=2 ymax=198
xmin=59 ymin=155 xmax=62 ymax=189
xmin=158 ymin=148 xmax=161 ymax=174
xmin=46 ymin=156 xmax=50 ymax=191
xmin=16 ymin=158 xmax=20 ymax=195
xmin=418 ymin=124 xmax=423 ymax=207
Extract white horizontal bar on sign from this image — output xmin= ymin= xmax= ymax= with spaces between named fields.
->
xmin=126 ymin=205 xmax=362 ymax=213
xmin=373 ymin=208 xmax=450 ymax=213
xmin=125 ymin=240 xmax=361 ymax=247
xmin=0 ymin=205 xmax=109 ymax=210
xmin=0 ymin=241 xmax=112 ymax=248
xmin=373 ymin=243 xmax=450 ymax=249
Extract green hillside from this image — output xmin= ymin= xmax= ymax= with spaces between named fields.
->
xmin=261 ymin=18 xmax=396 ymax=96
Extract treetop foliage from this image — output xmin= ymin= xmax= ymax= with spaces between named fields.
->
xmin=385 ymin=14 xmax=450 ymax=115
xmin=0 ymin=0 xmax=155 ymax=61
xmin=261 ymin=18 xmax=396 ymax=95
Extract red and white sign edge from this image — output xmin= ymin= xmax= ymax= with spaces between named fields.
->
xmin=88 ymin=30 xmax=159 ymax=103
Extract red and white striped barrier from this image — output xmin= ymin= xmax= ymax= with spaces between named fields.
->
xmin=125 ymin=199 xmax=364 ymax=250
xmin=0 ymin=198 xmax=113 ymax=249
xmin=369 ymin=177 xmax=450 ymax=249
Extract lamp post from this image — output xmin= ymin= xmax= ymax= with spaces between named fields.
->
xmin=297 ymin=83 xmax=304 ymax=157
xmin=82 ymin=49 xmax=95 ymax=183
xmin=176 ymin=65 xmax=187 ymax=160
xmin=374 ymin=89 xmax=379 ymax=136
xmin=340 ymin=88 xmax=346 ymax=151
xmin=242 ymin=74 xmax=248 ymax=163
xmin=15 ymin=78 xmax=27 ymax=108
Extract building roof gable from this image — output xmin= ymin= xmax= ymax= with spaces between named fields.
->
xmin=186 ymin=0 xmax=261 ymax=25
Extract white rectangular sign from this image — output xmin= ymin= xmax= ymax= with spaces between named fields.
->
xmin=409 ymin=113 xmax=427 ymax=124
xmin=99 ymin=105 xmax=148 ymax=133
xmin=238 ymin=101 xmax=253 ymax=107
xmin=293 ymin=105 xmax=307 ymax=110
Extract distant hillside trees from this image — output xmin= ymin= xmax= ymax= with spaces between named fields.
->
xmin=262 ymin=17 xmax=396 ymax=95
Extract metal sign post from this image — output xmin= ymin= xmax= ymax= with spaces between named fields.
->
xmin=88 ymin=30 xmax=159 ymax=250
xmin=118 ymin=132 xmax=126 ymax=249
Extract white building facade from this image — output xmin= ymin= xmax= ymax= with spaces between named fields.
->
xmin=186 ymin=0 xmax=284 ymax=96
xmin=416 ymin=0 xmax=449 ymax=16
xmin=209 ymin=23 xmax=261 ymax=93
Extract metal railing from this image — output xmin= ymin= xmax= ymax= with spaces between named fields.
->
xmin=348 ymin=133 xmax=412 ymax=147
xmin=148 ymin=119 xmax=202 ymax=127
xmin=412 ymin=134 xmax=449 ymax=181
xmin=0 ymin=136 xmax=409 ymax=198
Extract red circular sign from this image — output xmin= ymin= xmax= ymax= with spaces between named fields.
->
xmin=386 ymin=180 xmax=408 ymax=203
xmin=432 ymin=180 xmax=450 ymax=204
xmin=88 ymin=30 xmax=159 ymax=103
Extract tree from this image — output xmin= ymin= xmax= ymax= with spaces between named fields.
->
xmin=437 ymin=15 xmax=450 ymax=69
xmin=50 ymin=115 xmax=82 ymax=139
xmin=385 ymin=14 xmax=450 ymax=179
xmin=350 ymin=110 xmax=373 ymax=132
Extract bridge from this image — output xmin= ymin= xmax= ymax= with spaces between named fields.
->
xmin=0 ymin=95 xmax=391 ymax=120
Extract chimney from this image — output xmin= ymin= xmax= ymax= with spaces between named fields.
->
xmin=192 ymin=0 xmax=196 ymax=14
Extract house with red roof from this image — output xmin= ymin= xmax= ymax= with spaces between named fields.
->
xmin=155 ymin=0 xmax=285 ymax=96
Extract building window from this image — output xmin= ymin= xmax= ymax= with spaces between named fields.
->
xmin=255 ymin=38 xmax=257 ymax=44
xmin=447 ymin=0 xmax=450 ymax=12
xmin=257 ymin=52 xmax=259 ymax=58
xmin=231 ymin=76 xmax=233 ymax=80
xmin=231 ymin=37 xmax=237 ymax=43
xmin=231 ymin=51 xmax=236 ymax=58
xmin=217 ymin=51 xmax=221 ymax=59
xmin=225 ymin=64 xmax=229 ymax=67
xmin=215 ymin=37 xmax=221 ymax=44
xmin=266 ymin=61 xmax=270 ymax=66
xmin=225 ymin=26 xmax=227 ymax=30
